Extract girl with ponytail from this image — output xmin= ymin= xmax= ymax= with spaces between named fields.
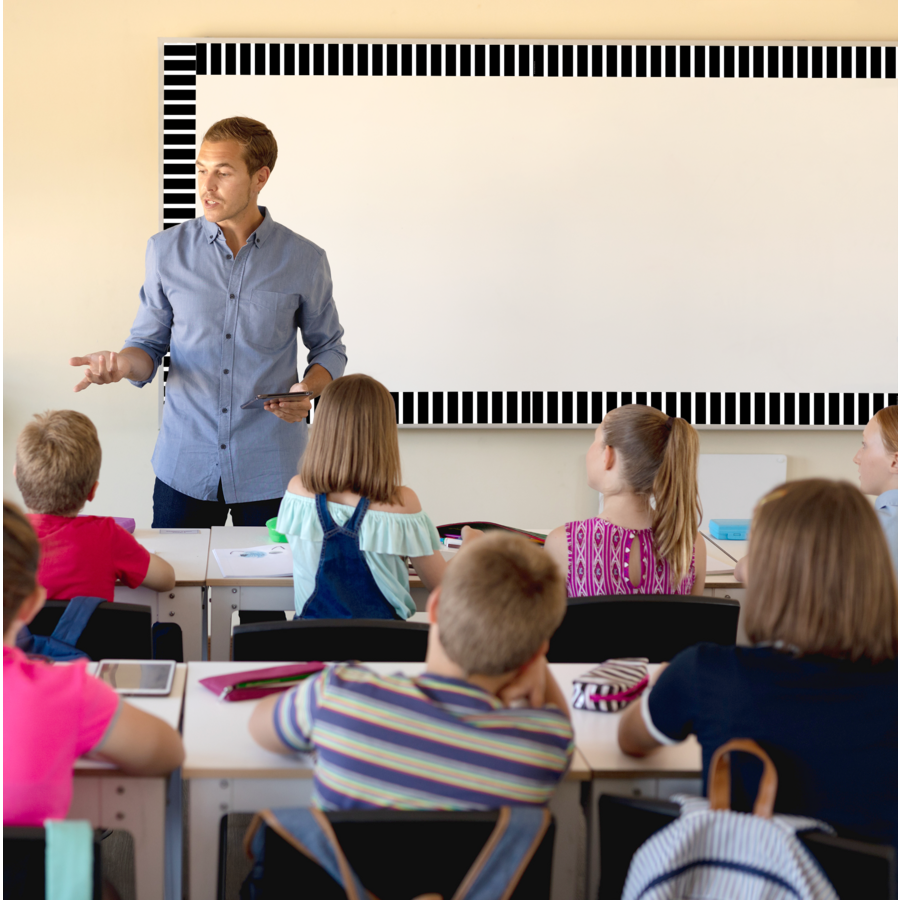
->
xmin=545 ymin=405 xmax=706 ymax=596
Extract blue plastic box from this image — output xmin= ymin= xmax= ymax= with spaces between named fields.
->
xmin=709 ymin=519 xmax=750 ymax=540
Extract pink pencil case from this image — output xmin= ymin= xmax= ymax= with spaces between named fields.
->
xmin=200 ymin=663 xmax=326 ymax=702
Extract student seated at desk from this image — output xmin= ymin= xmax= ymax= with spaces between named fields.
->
xmin=544 ymin=405 xmax=706 ymax=596
xmin=3 ymin=501 xmax=184 ymax=826
xmin=14 ymin=410 xmax=175 ymax=601
xmin=618 ymin=480 xmax=897 ymax=846
xmin=276 ymin=374 xmax=445 ymax=620
xmin=249 ymin=532 xmax=574 ymax=809
xmin=854 ymin=404 xmax=897 ymax=572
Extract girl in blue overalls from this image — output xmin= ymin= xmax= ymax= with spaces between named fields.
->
xmin=276 ymin=374 xmax=447 ymax=619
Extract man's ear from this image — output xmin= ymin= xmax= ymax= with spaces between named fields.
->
xmin=253 ymin=166 xmax=271 ymax=196
xmin=86 ymin=481 xmax=99 ymax=503
xmin=426 ymin=587 xmax=441 ymax=625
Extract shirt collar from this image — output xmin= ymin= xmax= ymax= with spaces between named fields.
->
xmin=416 ymin=672 xmax=504 ymax=710
xmin=875 ymin=489 xmax=898 ymax=510
xmin=202 ymin=206 xmax=275 ymax=246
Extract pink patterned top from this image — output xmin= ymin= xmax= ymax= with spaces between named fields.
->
xmin=565 ymin=517 xmax=696 ymax=597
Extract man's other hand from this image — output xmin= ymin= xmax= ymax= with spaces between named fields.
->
xmin=264 ymin=382 xmax=313 ymax=422
xmin=70 ymin=351 xmax=130 ymax=392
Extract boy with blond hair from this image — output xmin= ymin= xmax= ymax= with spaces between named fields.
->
xmin=250 ymin=532 xmax=573 ymax=809
xmin=15 ymin=410 xmax=174 ymax=600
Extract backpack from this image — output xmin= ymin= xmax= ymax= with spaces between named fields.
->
xmin=15 ymin=596 xmax=105 ymax=662
xmin=622 ymin=739 xmax=839 ymax=900
xmin=241 ymin=805 xmax=552 ymax=900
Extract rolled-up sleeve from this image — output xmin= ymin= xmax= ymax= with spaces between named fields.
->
xmin=298 ymin=251 xmax=347 ymax=381
xmin=125 ymin=237 xmax=174 ymax=387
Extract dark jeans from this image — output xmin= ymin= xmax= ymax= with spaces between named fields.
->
xmin=151 ymin=478 xmax=283 ymax=529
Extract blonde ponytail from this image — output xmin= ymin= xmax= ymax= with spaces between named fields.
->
xmin=601 ymin=406 xmax=702 ymax=584
xmin=651 ymin=418 xmax=702 ymax=583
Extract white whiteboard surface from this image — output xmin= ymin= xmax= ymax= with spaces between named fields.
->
xmin=698 ymin=453 xmax=787 ymax=524
xmin=161 ymin=41 xmax=897 ymax=427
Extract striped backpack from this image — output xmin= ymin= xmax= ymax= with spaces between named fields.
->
xmin=622 ymin=739 xmax=839 ymax=900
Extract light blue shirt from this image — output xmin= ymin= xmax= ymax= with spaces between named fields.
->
xmin=125 ymin=209 xmax=346 ymax=504
xmin=875 ymin=489 xmax=898 ymax=573
xmin=276 ymin=492 xmax=443 ymax=619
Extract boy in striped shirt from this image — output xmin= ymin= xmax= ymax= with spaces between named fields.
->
xmin=249 ymin=532 xmax=574 ymax=810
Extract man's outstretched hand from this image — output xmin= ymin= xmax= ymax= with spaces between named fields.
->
xmin=264 ymin=382 xmax=314 ymax=422
xmin=70 ymin=351 xmax=129 ymax=392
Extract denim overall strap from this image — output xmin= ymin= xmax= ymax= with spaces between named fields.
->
xmin=302 ymin=496 xmax=399 ymax=620
xmin=314 ymin=492 xmax=341 ymax=537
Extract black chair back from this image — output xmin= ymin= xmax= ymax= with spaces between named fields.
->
xmin=29 ymin=600 xmax=153 ymax=660
xmin=547 ymin=594 xmax=740 ymax=663
xmin=232 ymin=618 xmax=430 ymax=662
xmin=598 ymin=794 xmax=897 ymax=900
xmin=221 ymin=810 xmax=555 ymax=900
xmin=4 ymin=826 xmax=102 ymax=900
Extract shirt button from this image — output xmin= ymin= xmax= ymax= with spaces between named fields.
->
xmin=225 ymin=334 xmax=232 ymax=339
xmin=223 ymin=369 xmax=229 ymax=374
xmin=229 ymin=293 xmax=235 ymax=299
xmin=220 ymin=444 xmax=226 ymax=449
xmin=222 ymin=408 xmax=227 ymax=413
xmin=226 ymin=255 xmax=232 ymax=260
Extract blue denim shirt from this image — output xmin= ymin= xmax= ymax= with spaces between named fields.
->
xmin=876 ymin=489 xmax=898 ymax=573
xmin=125 ymin=208 xmax=347 ymax=504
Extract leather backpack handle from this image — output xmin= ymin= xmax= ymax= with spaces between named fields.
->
xmin=707 ymin=738 xmax=778 ymax=819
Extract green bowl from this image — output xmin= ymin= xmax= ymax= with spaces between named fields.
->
xmin=266 ymin=517 xmax=288 ymax=543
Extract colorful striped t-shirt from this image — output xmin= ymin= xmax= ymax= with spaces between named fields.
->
xmin=274 ymin=664 xmax=574 ymax=810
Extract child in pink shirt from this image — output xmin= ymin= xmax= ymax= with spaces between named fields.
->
xmin=14 ymin=410 xmax=175 ymax=601
xmin=3 ymin=501 xmax=184 ymax=826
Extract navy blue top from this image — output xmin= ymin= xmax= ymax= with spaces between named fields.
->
xmin=645 ymin=643 xmax=897 ymax=845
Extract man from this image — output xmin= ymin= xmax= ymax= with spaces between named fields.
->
xmin=70 ymin=117 xmax=346 ymax=528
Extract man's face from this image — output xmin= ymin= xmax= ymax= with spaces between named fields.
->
xmin=196 ymin=140 xmax=264 ymax=225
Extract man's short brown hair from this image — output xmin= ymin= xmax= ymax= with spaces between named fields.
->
xmin=437 ymin=532 xmax=567 ymax=676
xmin=15 ymin=410 xmax=102 ymax=515
xmin=4 ymin=501 xmax=40 ymax=634
xmin=202 ymin=117 xmax=277 ymax=174
xmin=745 ymin=479 xmax=897 ymax=662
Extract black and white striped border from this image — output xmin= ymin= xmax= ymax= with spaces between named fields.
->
xmin=163 ymin=366 xmax=896 ymax=428
xmin=161 ymin=40 xmax=897 ymax=228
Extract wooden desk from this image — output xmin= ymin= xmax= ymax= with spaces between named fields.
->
xmin=552 ymin=663 xmax=703 ymax=900
xmin=183 ymin=661 xmax=589 ymax=900
xmin=114 ymin=529 xmax=211 ymax=661
xmin=70 ymin=664 xmax=187 ymax=900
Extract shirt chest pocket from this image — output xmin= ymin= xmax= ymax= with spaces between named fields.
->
xmin=240 ymin=290 xmax=300 ymax=352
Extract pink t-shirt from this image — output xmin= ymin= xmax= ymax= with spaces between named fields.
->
xmin=29 ymin=514 xmax=151 ymax=601
xmin=3 ymin=646 xmax=120 ymax=825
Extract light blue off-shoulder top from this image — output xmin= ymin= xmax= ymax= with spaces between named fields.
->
xmin=276 ymin=492 xmax=443 ymax=619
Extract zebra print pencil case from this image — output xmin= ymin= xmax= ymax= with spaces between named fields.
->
xmin=571 ymin=658 xmax=650 ymax=712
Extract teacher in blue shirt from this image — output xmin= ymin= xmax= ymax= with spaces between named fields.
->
xmin=70 ymin=117 xmax=347 ymax=528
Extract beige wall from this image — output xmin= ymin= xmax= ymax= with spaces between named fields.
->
xmin=4 ymin=1 xmax=894 ymax=526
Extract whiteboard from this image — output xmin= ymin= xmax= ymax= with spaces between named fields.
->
xmin=160 ymin=40 xmax=897 ymax=427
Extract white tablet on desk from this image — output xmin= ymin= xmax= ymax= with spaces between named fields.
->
xmin=95 ymin=660 xmax=176 ymax=696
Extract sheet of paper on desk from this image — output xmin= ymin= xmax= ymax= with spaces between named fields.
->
xmin=213 ymin=545 xmax=293 ymax=577
xmin=705 ymin=557 xmax=736 ymax=576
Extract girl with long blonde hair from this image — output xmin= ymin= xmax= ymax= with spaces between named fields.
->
xmin=545 ymin=405 xmax=706 ymax=596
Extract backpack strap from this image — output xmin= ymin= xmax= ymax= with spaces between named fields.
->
xmin=50 ymin=597 xmax=106 ymax=648
xmin=452 ymin=807 xmax=552 ymax=900
xmin=243 ymin=808 xmax=372 ymax=900
xmin=708 ymin=738 xmax=778 ymax=819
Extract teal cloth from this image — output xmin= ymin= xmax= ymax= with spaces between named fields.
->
xmin=44 ymin=819 xmax=93 ymax=900
xmin=276 ymin=492 xmax=443 ymax=618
